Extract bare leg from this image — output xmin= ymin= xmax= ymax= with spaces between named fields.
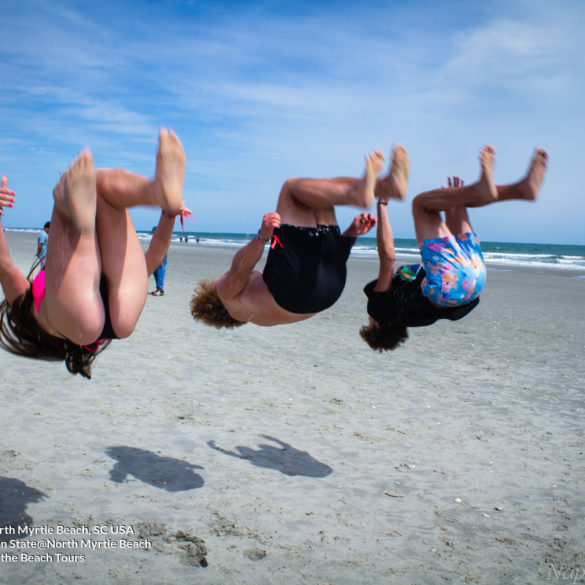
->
xmin=414 ymin=146 xmax=497 ymax=213
xmin=43 ymin=150 xmax=105 ymax=345
xmin=95 ymin=128 xmax=185 ymax=215
xmin=444 ymin=206 xmax=473 ymax=235
xmin=496 ymin=148 xmax=547 ymax=202
xmin=95 ymin=196 xmax=148 ymax=339
xmin=276 ymin=151 xmax=384 ymax=227
xmin=94 ymin=129 xmax=186 ymax=338
xmin=412 ymin=146 xmax=497 ymax=244
xmin=375 ymin=144 xmax=410 ymax=201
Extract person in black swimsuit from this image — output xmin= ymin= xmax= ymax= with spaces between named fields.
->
xmin=190 ymin=149 xmax=396 ymax=328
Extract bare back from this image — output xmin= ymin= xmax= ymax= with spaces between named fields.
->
xmin=218 ymin=271 xmax=315 ymax=327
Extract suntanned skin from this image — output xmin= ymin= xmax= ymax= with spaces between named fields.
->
xmin=411 ymin=146 xmax=547 ymax=244
xmin=367 ymin=146 xmax=548 ymax=330
xmin=215 ymin=151 xmax=385 ymax=326
xmin=0 ymin=129 xmax=190 ymax=344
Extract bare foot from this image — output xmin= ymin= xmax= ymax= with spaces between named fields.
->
xmin=375 ymin=144 xmax=409 ymax=202
xmin=352 ymin=150 xmax=384 ymax=207
xmin=52 ymin=148 xmax=97 ymax=233
xmin=153 ymin=128 xmax=186 ymax=215
xmin=476 ymin=145 xmax=498 ymax=204
xmin=517 ymin=148 xmax=548 ymax=201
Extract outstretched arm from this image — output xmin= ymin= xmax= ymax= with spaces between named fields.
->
xmin=0 ymin=175 xmax=30 ymax=303
xmin=373 ymin=201 xmax=396 ymax=292
xmin=216 ymin=212 xmax=280 ymax=302
xmin=144 ymin=205 xmax=192 ymax=276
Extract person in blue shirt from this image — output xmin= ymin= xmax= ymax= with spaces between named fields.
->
xmin=36 ymin=221 xmax=50 ymax=269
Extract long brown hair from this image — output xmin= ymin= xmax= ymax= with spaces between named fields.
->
xmin=0 ymin=288 xmax=110 ymax=379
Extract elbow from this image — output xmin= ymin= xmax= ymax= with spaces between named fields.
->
xmin=380 ymin=253 xmax=396 ymax=266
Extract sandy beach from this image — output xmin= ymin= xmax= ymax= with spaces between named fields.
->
xmin=1 ymin=230 xmax=584 ymax=585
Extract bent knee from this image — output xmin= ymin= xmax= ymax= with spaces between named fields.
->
xmin=412 ymin=195 xmax=442 ymax=220
xmin=107 ymin=290 xmax=147 ymax=339
xmin=276 ymin=178 xmax=299 ymax=206
xmin=411 ymin=194 xmax=428 ymax=213
xmin=108 ymin=303 xmax=144 ymax=339
xmin=109 ymin=316 xmax=138 ymax=339
xmin=63 ymin=313 xmax=106 ymax=346
xmin=281 ymin=177 xmax=300 ymax=192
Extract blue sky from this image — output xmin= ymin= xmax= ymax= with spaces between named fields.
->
xmin=1 ymin=0 xmax=583 ymax=244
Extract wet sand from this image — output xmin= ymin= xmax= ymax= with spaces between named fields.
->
xmin=1 ymin=231 xmax=584 ymax=584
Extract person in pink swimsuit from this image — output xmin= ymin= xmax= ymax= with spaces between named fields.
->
xmin=0 ymin=129 xmax=189 ymax=378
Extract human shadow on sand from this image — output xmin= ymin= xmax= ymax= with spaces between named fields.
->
xmin=105 ymin=447 xmax=204 ymax=492
xmin=0 ymin=476 xmax=47 ymax=542
xmin=207 ymin=435 xmax=333 ymax=477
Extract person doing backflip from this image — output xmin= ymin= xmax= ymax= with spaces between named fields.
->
xmin=0 ymin=129 xmax=189 ymax=378
xmin=189 ymin=150 xmax=407 ymax=328
xmin=360 ymin=144 xmax=548 ymax=351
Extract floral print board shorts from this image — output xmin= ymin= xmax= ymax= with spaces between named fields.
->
xmin=420 ymin=232 xmax=486 ymax=307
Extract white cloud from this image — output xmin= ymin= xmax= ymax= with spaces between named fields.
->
xmin=1 ymin=0 xmax=584 ymax=242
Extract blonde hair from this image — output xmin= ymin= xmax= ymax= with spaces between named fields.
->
xmin=190 ymin=279 xmax=245 ymax=329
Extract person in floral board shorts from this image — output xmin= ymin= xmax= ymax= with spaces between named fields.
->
xmin=361 ymin=145 xmax=548 ymax=351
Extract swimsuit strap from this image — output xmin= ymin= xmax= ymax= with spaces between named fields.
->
xmin=31 ymin=270 xmax=46 ymax=314
xmin=83 ymin=339 xmax=111 ymax=353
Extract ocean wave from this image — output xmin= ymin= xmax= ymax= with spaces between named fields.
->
xmin=14 ymin=228 xmax=583 ymax=272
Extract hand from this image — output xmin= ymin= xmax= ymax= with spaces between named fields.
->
xmin=345 ymin=212 xmax=377 ymax=237
xmin=0 ymin=175 xmax=16 ymax=215
xmin=179 ymin=203 xmax=193 ymax=219
xmin=259 ymin=212 xmax=281 ymax=241
xmin=447 ymin=176 xmax=464 ymax=188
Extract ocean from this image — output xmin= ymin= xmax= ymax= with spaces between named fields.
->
xmin=143 ymin=230 xmax=585 ymax=273
xmin=7 ymin=228 xmax=585 ymax=273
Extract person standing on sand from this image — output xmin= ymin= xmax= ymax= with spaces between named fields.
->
xmin=0 ymin=129 xmax=190 ymax=378
xmin=360 ymin=145 xmax=548 ymax=351
xmin=150 ymin=225 xmax=168 ymax=297
xmin=190 ymin=150 xmax=402 ymax=328
xmin=36 ymin=221 xmax=50 ymax=269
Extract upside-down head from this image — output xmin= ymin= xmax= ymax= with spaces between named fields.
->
xmin=190 ymin=278 xmax=245 ymax=329
xmin=0 ymin=290 xmax=108 ymax=379
xmin=359 ymin=319 xmax=408 ymax=352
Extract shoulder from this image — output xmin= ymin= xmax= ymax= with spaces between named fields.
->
xmin=221 ymin=272 xmax=284 ymax=325
xmin=216 ymin=269 xmax=262 ymax=304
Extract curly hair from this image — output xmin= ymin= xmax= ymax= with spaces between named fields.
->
xmin=0 ymin=289 xmax=109 ymax=379
xmin=359 ymin=322 xmax=408 ymax=352
xmin=190 ymin=278 xmax=245 ymax=329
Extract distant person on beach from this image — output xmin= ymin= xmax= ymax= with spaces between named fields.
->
xmin=151 ymin=255 xmax=167 ymax=296
xmin=150 ymin=226 xmax=167 ymax=297
xmin=0 ymin=129 xmax=190 ymax=378
xmin=360 ymin=145 xmax=548 ymax=351
xmin=190 ymin=150 xmax=400 ymax=328
xmin=36 ymin=221 xmax=50 ymax=269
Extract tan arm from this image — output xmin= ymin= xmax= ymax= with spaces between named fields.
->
xmin=0 ymin=176 xmax=29 ymax=303
xmin=144 ymin=205 xmax=192 ymax=276
xmin=216 ymin=212 xmax=280 ymax=302
xmin=373 ymin=201 xmax=396 ymax=292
